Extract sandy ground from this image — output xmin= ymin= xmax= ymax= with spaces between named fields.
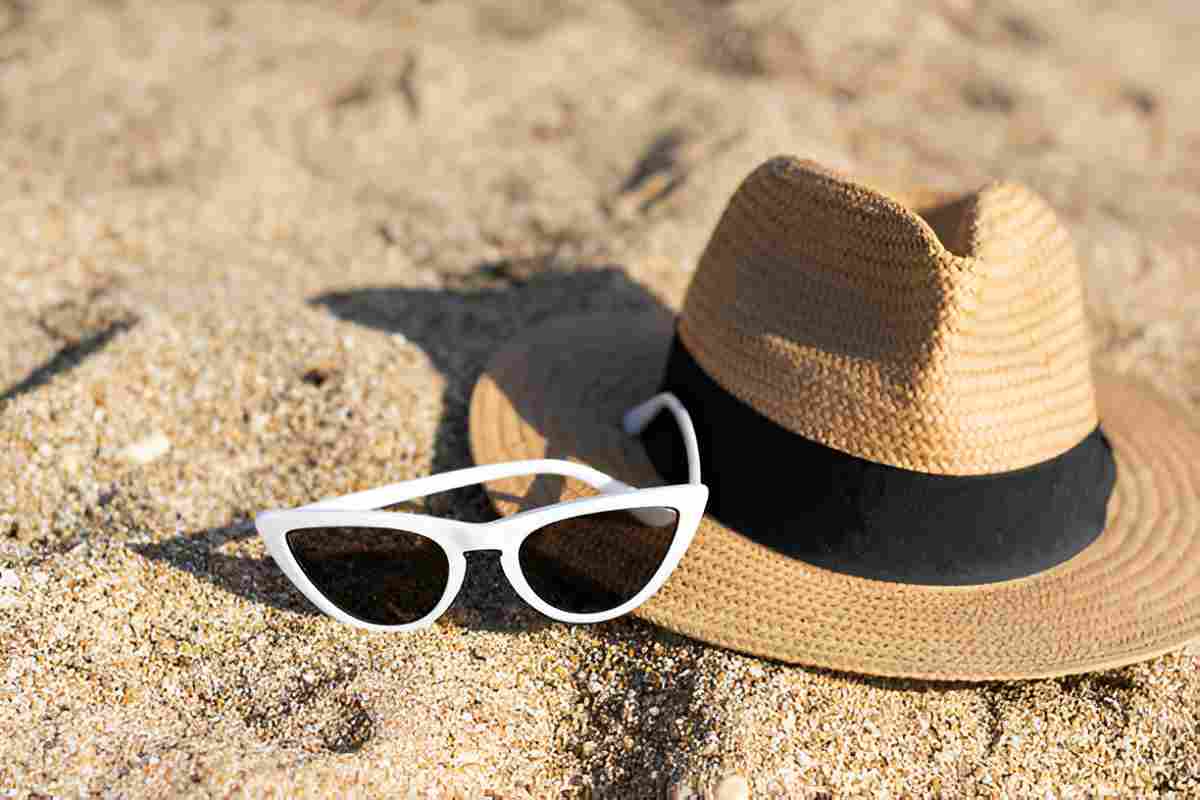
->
xmin=1 ymin=0 xmax=1199 ymax=796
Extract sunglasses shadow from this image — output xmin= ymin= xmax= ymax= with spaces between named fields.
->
xmin=130 ymin=521 xmax=314 ymax=618
xmin=128 ymin=515 xmax=567 ymax=634
xmin=133 ymin=260 xmax=678 ymax=635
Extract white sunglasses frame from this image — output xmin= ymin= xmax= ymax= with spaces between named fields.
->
xmin=255 ymin=392 xmax=708 ymax=631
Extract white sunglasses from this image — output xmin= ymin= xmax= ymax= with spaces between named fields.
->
xmin=255 ymin=392 xmax=708 ymax=631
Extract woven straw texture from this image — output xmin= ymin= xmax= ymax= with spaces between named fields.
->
xmin=678 ymin=157 xmax=1098 ymax=475
xmin=469 ymin=158 xmax=1200 ymax=680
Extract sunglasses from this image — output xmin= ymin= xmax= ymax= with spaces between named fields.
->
xmin=255 ymin=392 xmax=708 ymax=630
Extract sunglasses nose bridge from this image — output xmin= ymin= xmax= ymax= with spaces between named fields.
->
xmin=452 ymin=522 xmax=510 ymax=553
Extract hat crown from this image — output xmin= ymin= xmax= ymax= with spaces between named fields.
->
xmin=677 ymin=156 xmax=1098 ymax=474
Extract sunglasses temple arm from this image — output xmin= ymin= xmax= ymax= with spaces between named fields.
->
xmin=296 ymin=458 xmax=634 ymax=511
xmin=621 ymin=392 xmax=702 ymax=485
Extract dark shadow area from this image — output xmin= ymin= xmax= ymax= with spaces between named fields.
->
xmin=133 ymin=261 xmax=675 ymax=636
xmin=309 ymin=262 xmax=674 ymax=631
xmin=130 ymin=521 xmax=313 ymax=618
xmin=0 ymin=318 xmax=137 ymax=406
xmin=129 ymin=474 xmax=563 ymax=632
xmin=310 ymin=261 xmax=670 ymax=517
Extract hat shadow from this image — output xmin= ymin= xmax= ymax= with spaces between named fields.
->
xmin=133 ymin=260 xmax=677 ymax=636
xmin=310 ymin=261 xmax=677 ymax=633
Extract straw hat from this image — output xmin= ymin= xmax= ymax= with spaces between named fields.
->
xmin=468 ymin=155 xmax=1200 ymax=680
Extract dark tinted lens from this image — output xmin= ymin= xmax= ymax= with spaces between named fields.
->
xmin=518 ymin=507 xmax=679 ymax=615
xmin=286 ymin=526 xmax=449 ymax=625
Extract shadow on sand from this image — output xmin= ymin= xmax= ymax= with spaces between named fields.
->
xmin=132 ymin=261 xmax=674 ymax=635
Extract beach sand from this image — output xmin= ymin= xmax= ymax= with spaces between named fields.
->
xmin=2 ymin=0 xmax=1199 ymax=796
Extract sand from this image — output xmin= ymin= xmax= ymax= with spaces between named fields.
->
xmin=2 ymin=0 xmax=1199 ymax=796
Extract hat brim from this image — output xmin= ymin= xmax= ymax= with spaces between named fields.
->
xmin=469 ymin=310 xmax=1200 ymax=680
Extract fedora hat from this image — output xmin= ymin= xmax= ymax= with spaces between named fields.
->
xmin=468 ymin=155 xmax=1200 ymax=680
